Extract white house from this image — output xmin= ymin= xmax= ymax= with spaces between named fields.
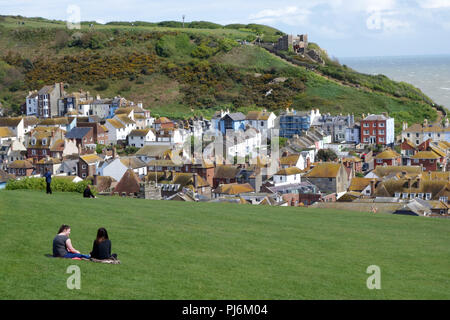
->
xmin=245 ymin=110 xmax=276 ymax=132
xmin=272 ymin=167 xmax=303 ymax=186
xmin=26 ymin=91 xmax=39 ymax=116
xmin=0 ymin=117 xmax=25 ymax=142
xmin=98 ymin=156 xmax=147 ymax=181
xmin=128 ymin=128 xmax=156 ymax=148
xmin=224 ymin=127 xmax=262 ymax=160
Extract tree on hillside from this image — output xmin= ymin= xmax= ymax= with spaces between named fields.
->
xmin=316 ymin=149 xmax=338 ymax=162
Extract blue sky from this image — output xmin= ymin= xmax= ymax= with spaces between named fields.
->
xmin=2 ymin=0 xmax=450 ymax=57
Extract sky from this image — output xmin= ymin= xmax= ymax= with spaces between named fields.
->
xmin=1 ymin=0 xmax=450 ymax=57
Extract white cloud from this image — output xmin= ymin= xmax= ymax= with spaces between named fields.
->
xmin=249 ymin=6 xmax=311 ymax=26
xmin=417 ymin=0 xmax=450 ymax=8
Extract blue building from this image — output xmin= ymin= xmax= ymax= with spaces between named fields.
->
xmin=218 ymin=112 xmax=246 ymax=135
xmin=279 ymin=110 xmax=312 ymax=138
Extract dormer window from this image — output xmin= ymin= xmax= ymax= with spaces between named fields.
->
xmin=425 ymin=193 xmax=432 ymax=200
xmin=42 ymin=138 xmax=47 ymax=146
xmin=31 ymin=138 xmax=36 ymax=146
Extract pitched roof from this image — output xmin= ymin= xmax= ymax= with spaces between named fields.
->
xmin=349 ymin=178 xmax=377 ymax=192
xmin=116 ymin=114 xmax=135 ymax=125
xmin=372 ymin=166 xmax=422 ymax=178
xmin=275 ymin=167 xmax=303 ymax=176
xmin=214 ymin=183 xmax=255 ymax=195
xmin=411 ymin=151 xmax=441 ymax=159
xmin=129 ymin=129 xmax=150 ymax=137
xmin=224 ymin=112 xmax=246 ymax=121
xmin=8 ymin=159 xmax=34 ymax=169
xmin=106 ymin=119 xmax=125 ymax=129
xmin=214 ymin=165 xmax=241 ymax=179
xmin=120 ymin=157 xmax=147 ymax=169
xmin=154 ymin=117 xmax=172 ymax=124
xmin=363 ymin=114 xmax=389 ymax=121
xmin=65 ymin=127 xmax=92 ymax=139
xmin=37 ymin=157 xmax=61 ymax=165
xmin=304 ymin=163 xmax=342 ymax=178
xmin=280 ymin=154 xmax=300 ymax=166
xmin=0 ymin=117 xmax=23 ymax=127
xmin=0 ymin=169 xmax=15 ymax=183
xmin=80 ymin=154 xmax=102 ymax=164
xmin=246 ymin=111 xmax=273 ymax=120
xmin=0 ymin=127 xmax=15 ymax=138
xmin=135 ymin=145 xmax=171 ymax=157
xmin=374 ymin=149 xmax=401 ymax=159
xmin=39 ymin=118 xmax=69 ymax=126
xmin=113 ymin=169 xmax=141 ymax=195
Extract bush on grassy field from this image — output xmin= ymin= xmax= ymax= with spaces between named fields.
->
xmin=5 ymin=177 xmax=96 ymax=194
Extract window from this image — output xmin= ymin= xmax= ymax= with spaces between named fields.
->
xmin=394 ymin=192 xmax=401 ymax=198
xmin=410 ymin=193 xmax=416 ymax=199
xmin=364 ymin=138 xmax=368 ymax=142
xmin=364 ymin=130 xmax=369 ymax=135
xmin=416 ymin=140 xmax=420 ymax=145
xmin=42 ymin=150 xmax=47 ymax=155
xmin=425 ymin=193 xmax=432 ymax=200
xmin=364 ymin=123 xmax=369 ymax=127
xmin=402 ymin=193 xmax=408 ymax=199
xmin=407 ymin=133 xmax=410 ymax=137
xmin=414 ymin=159 xmax=419 ymax=163
xmin=379 ymin=130 xmax=385 ymax=135
xmin=418 ymin=193 xmax=424 ymax=199
xmin=379 ymin=137 xmax=385 ymax=142
xmin=377 ymin=159 xmax=383 ymax=164
xmin=379 ymin=123 xmax=385 ymax=127
xmin=439 ymin=196 xmax=448 ymax=202
xmin=82 ymin=173 xmax=86 ymax=178
xmin=31 ymin=150 xmax=36 ymax=155
xmin=430 ymin=159 xmax=434 ymax=163
xmin=82 ymin=165 xmax=87 ymax=169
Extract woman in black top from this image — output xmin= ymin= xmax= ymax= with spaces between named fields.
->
xmin=90 ymin=228 xmax=117 ymax=260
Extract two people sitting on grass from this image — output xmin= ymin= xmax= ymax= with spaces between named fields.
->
xmin=52 ymin=225 xmax=117 ymax=261
xmin=52 ymin=224 xmax=90 ymax=259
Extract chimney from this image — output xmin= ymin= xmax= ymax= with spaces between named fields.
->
xmin=93 ymin=174 xmax=98 ymax=186
xmin=370 ymin=180 xmax=375 ymax=195
xmin=407 ymin=177 xmax=412 ymax=189
xmin=362 ymin=113 xmax=366 ymax=119
xmin=193 ymin=173 xmax=198 ymax=188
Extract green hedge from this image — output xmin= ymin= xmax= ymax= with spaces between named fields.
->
xmin=5 ymin=177 xmax=97 ymax=194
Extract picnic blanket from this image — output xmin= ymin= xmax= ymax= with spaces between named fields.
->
xmin=90 ymin=257 xmax=121 ymax=264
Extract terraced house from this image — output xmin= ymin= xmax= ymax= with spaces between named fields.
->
xmin=25 ymin=127 xmax=73 ymax=162
xmin=303 ymin=162 xmax=349 ymax=199
xmin=401 ymin=118 xmax=450 ymax=145
xmin=37 ymin=83 xmax=65 ymax=118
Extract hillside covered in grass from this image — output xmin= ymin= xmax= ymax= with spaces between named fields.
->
xmin=0 ymin=15 xmax=442 ymax=133
xmin=0 ymin=190 xmax=449 ymax=299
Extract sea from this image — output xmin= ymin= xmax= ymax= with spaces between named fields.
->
xmin=339 ymin=55 xmax=450 ymax=110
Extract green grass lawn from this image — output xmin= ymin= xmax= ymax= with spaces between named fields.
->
xmin=0 ymin=190 xmax=449 ymax=299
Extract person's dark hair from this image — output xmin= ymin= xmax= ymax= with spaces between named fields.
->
xmin=95 ymin=227 xmax=109 ymax=244
xmin=58 ymin=224 xmax=70 ymax=234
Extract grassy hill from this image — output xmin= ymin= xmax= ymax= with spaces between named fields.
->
xmin=0 ymin=190 xmax=449 ymax=299
xmin=0 ymin=15 xmax=443 ymax=133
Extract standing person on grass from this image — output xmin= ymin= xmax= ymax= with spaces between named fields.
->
xmin=52 ymin=224 xmax=90 ymax=259
xmin=44 ymin=168 xmax=52 ymax=194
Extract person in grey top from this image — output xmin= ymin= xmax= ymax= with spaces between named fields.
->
xmin=52 ymin=224 xmax=90 ymax=259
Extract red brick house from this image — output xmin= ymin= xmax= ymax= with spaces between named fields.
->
xmin=26 ymin=127 xmax=66 ymax=162
xmin=374 ymin=149 xmax=401 ymax=168
xmin=182 ymin=161 xmax=215 ymax=187
xmin=410 ymin=151 xmax=443 ymax=171
xmin=78 ymin=154 xmax=102 ymax=179
xmin=65 ymin=127 xmax=95 ymax=153
xmin=8 ymin=159 xmax=34 ymax=176
xmin=360 ymin=114 xmax=395 ymax=146
xmin=213 ymin=165 xmax=241 ymax=189
xmin=77 ymin=122 xmax=109 ymax=145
